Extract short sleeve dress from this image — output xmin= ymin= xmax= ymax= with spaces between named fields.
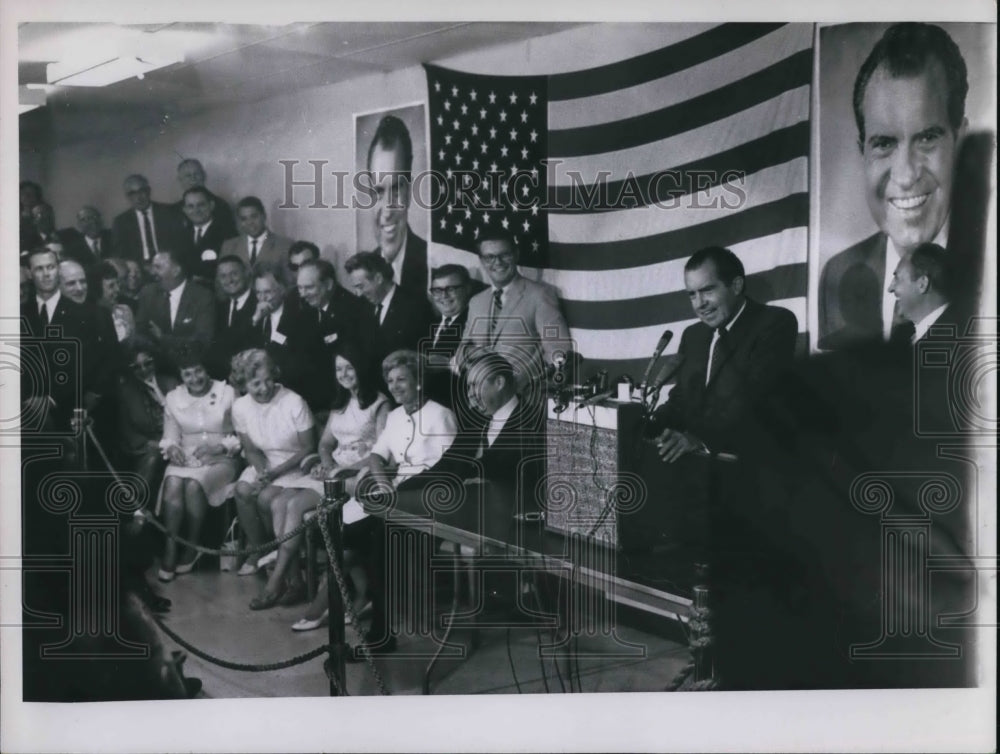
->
xmin=232 ymin=385 xmax=317 ymax=489
xmin=159 ymin=380 xmax=241 ymax=507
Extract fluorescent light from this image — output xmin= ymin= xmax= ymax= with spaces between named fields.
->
xmin=45 ymin=56 xmax=183 ymax=87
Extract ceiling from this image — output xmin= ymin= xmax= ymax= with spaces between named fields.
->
xmin=18 ymin=22 xmax=582 ymax=116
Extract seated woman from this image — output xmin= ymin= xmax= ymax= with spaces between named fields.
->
xmin=157 ymin=348 xmax=242 ymax=581
xmin=117 ymin=340 xmax=178 ymax=499
xmin=292 ymin=344 xmax=390 ymax=631
xmin=230 ymin=349 xmax=318 ymax=610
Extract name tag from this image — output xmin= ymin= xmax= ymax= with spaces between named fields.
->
xmin=271 ymin=331 xmax=287 ymax=345
xmin=324 ymin=333 xmax=338 ymax=345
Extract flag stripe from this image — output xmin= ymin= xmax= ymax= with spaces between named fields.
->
xmin=549 ymin=48 xmax=812 ymax=158
xmin=547 ymin=23 xmax=787 ymax=101
xmin=549 ymin=120 xmax=809 ymax=213
xmin=550 ymin=24 xmax=813 ymax=130
xmin=542 ymin=193 xmax=808 ymax=273
xmin=549 ymin=158 xmax=807 ymax=246
xmin=561 ymin=264 xmax=806 ymax=330
xmin=550 ymin=86 xmax=808 ymax=188
xmin=567 ymin=297 xmax=807 ymax=361
xmin=541 ymin=227 xmax=807 ymax=302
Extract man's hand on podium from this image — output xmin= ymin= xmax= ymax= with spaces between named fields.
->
xmin=655 ymin=428 xmax=703 ymax=463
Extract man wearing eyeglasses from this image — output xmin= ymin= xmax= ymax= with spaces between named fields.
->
xmin=111 ymin=174 xmax=186 ymax=269
xmin=423 ymin=264 xmax=474 ymax=411
xmin=456 ymin=230 xmax=572 ymax=406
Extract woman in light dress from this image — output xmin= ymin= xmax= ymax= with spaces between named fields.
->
xmin=157 ymin=350 xmax=241 ymax=581
xmin=230 ymin=349 xmax=318 ymax=610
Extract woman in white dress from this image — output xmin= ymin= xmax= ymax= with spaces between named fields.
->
xmin=231 ymin=349 xmax=318 ymax=610
xmin=157 ymin=351 xmax=242 ymax=580
xmin=291 ymin=344 xmax=390 ymax=631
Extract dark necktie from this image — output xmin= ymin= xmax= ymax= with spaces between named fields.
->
xmin=93 ymin=237 xmax=101 ymax=256
xmin=475 ymin=421 xmax=490 ymax=460
xmin=491 ymin=289 xmax=503 ymax=334
xmin=375 ymin=303 xmax=383 ymax=325
xmin=194 ymin=226 xmax=202 ymax=244
xmin=262 ymin=315 xmax=272 ymax=342
xmin=228 ymin=300 xmax=236 ymax=327
xmin=249 ymin=238 xmax=258 ymax=265
xmin=707 ymin=328 xmax=727 ymax=385
xmin=39 ymin=302 xmax=50 ymax=328
xmin=142 ymin=210 xmax=157 ymax=259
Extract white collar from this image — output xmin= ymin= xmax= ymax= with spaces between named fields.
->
xmin=36 ymin=290 xmax=61 ymax=312
xmin=234 ymin=288 xmax=251 ymax=310
xmin=490 ymin=395 xmax=519 ymax=427
xmin=249 ymin=230 xmax=268 ymax=245
xmin=377 ymin=284 xmax=397 ymax=314
xmin=912 ymin=303 xmax=950 ymax=343
xmin=168 ymin=278 xmax=187 ymax=299
xmin=719 ymin=300 xmax=747 ymax=333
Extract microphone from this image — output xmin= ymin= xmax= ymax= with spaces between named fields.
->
xmin=648 ymin=355 xmax=684 ymax=396
xmin=639 ymin=330 xmax=674 ymax=391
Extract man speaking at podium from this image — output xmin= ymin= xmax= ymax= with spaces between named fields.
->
xmin=651 ymin=246 xmax=797 ymax=465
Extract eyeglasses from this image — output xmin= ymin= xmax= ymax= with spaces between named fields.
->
xmin=429 ymin=285 xmax=465 ymax=298
xmin=480 ymin=251 xmax=514 ymax=266
xmin=131 ymin=359 xmax=154 ymax=370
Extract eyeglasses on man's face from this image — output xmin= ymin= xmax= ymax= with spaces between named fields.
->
xmin=480 ymin=251 xmax=515 ymax=266
xmin=429 ymin=284 xmax=465 ymax=298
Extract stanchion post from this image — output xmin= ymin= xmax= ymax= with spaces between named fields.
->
xmin=692 ymin=562 xmax=713 ymax=683
xmin=73 ymin=407 xmax=88 ymax=469
xmin=324 ymin=479 xmax=348 ymax=696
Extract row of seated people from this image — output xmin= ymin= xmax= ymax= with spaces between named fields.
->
xmin=117 ymin=336 xmax=538 ymax=648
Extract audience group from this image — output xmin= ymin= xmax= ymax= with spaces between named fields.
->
xmin=19 ymin=157 xmax=571 ymax=654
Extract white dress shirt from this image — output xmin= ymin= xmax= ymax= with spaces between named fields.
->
xmin=485 ymin=395 xmax=519 ymax=448
xmin=705 ymin=300 xmax=747 ymax=385
xmin=135 ymin=208 xmax=157 ymax=259
xmin=248 ymin=231 xmax=269 ymax=261
xmin=36 ymin=290 xmax=61 ymax=324
xmin=884 ymin=223 xmax=948 ymax=341
xmin=912 ymin=303 xmax=950 ymax=343
xmin=370 ymin=399 xmax=457 ymax=486
xmin=228 ymin=288 xmax=252 ymax=326
xmin=168 ymin=279 xmax=187 ymax=328
xmin=376 ymin=284 xmax=397 ymax=326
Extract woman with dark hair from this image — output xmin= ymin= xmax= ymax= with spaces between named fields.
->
xmin=156 ymin=347 xmax=241 ymax=581
xmin=117 ymin=340 xmax=178 ymax=496
xmin=230 ymin=349 xmax=318 ymax=609
xmin=291 ymin=343 xmax=390 ymax=631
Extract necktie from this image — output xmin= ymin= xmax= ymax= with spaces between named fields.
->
xmin=375 ymin=303 xmax=383 ymax=325
xmin=228 ymin=299 xmax=236 ymax=327
xmin=142 ymin=210 xmax=157 ymax=260
xmin=93 ymin=237 xmax=101 ymax=256
xmin=475 ymin=421 xmax=490 ymax=460
xmin=194 ymin=226 xmax=201 ymax=244
xmin=434 ymin=317 xmax=449 ymax=347
xmin=249 ymin=238 xmax=258 ymax=265
xmin=262 ymin=315 xmax=272 ymax=342
xmin=706 ymin=328 xmax=727 ymax=386
xmin=491 ymin=289 xmax=503 ymax=334
xmin=39 ymin=302 xmax=49 ymax=328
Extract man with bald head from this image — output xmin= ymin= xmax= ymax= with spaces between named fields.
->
xmin=111 ymin=174 xmax=186 ymax=266
xmin=60 ymin=205 xmax=116 ymax=272
xmin=173 ymin=158 xmax=237 ymax=238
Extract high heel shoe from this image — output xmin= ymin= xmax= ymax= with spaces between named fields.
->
xmin=175 ymin=550 xmax=203 ymax=574
xmin=291 ymin=609 xmax=329 ymax=632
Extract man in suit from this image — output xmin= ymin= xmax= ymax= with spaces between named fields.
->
xmin=134 ymin=248 xmax=216 ymax=367
xmin=20 ymin=248 xmax=107 ymax=429
xmin=248 ymin=262 xmax=311 ymax=398
xmin=345 ymin=251 xmax=434 ymax=378
xmin=219 ymin=196 xmax=293 ymax=269
xmin=20 ymin=180 xmax=44 ymax=252
xmin=210 ymin=255 xmax=258 ymax=380
xmin=294 ymin=259 xmax=368 ymax=410
xmin=111 ymin=174 xmax=187 ymax=267
xmin=819 ymin=23 xmax=969 ymax=349
xmin=351 ymin=115 xmax=427 ymax=294
xmin=181 ymin=186 xmax=237 ymax=282
xmin=27 ymin=202 xmax=75 ymax=252
xmin=59 ymin=206 xmax=115 ymax=271
xmin=284 ymin=240 xmax=321 ymax=308
xmin=174 ymin=158 xmax=237 ymax=238
xmin=456 ymin=230 xmax=572 ymax=406
xmin=423 ymin=264 xmax=473 ymax=412
xmin=889 ymin=242 xmax=959 ymax=344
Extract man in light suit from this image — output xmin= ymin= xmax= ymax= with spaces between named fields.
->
xmin=819 ymin=23 xmax=969 ymax=349
xmin=219 ymin=196 xmax=293 ymax=270
xmin=111 ymin=174 xmax=187 ymax=267
xmin=456 ymin=230 xmax=572 ymax=405
xmin=134 ymin=248 xmax=216 ymax=368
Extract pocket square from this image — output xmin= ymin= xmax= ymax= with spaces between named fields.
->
xmin=324 ymin=333 xmax=338 ymax=344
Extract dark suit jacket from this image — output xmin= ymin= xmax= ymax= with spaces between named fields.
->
xmin=174 ymin=189 xmax=237 ymax=239
xmin=20 ymin=296 xmax=107 ymax=427
xmin=58 ymin=228 xmax=115 ymax=270
xmin=653 ymin=298 xmax=798 ymax=457
xmin=117 ymin=372 xmax=179 ymax=457
xmin=183 ymin=219 xmax=238 ymax=282
xmin=247 ymin=300 xmax=312 ymax=401
xmin=421 ymin=308 xmax=469 ymax=410
xmin=371 ymin=284 xmax=435 ymax=365
xmin=134 ymin=279 xmax=216 ymax=365
xmin=211 ymin=290 xmax=258 ymax=379
xmin=370 ymin=228 xmax=428 ymax=294
xmin=220 ymin=231 xmax=293 ymax=269
xmin=111 ymin=203 xmax=187 ymax=264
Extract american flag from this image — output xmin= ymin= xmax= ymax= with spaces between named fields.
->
xmin=425 ymin=67 xmax=549 ymax=264
xmin=427 ymin=23 xmax=812 ymax=379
